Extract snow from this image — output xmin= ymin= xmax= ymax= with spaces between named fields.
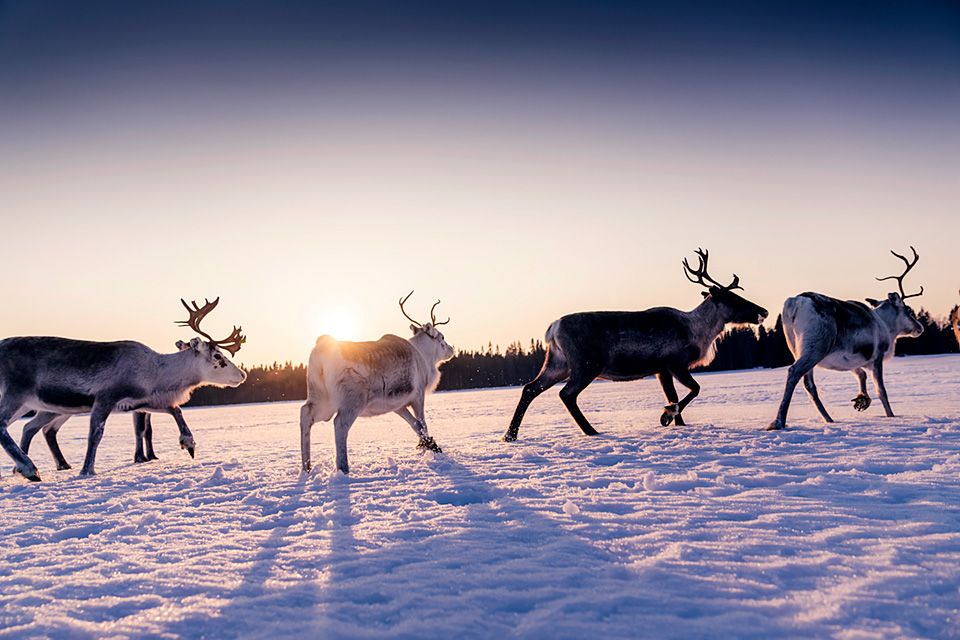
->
xmin=2 ymin=355 xmax=960 ymax=639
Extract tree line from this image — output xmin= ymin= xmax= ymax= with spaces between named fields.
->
xmin=185 ymin=306 xmax=960 ymax=407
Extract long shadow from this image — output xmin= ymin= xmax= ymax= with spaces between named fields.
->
xmin=297 ymin=451 xmax=656 ymax=639
xmin=162 ymin=473 xmax=352 ymax=639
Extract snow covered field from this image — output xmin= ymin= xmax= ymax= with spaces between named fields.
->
xmin=2 ymin=354 xmax=959 ymax=639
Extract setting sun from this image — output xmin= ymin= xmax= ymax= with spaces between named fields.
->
xmin=314 ymin=308 xmax=363 ymax=342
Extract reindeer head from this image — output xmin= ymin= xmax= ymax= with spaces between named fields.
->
xmin=399 ymin=291 xmax=455 ymax=362
xmin=176 ymin=298 xmax=248 ymax=386
xmin=868 ymin=247 xmax=924 ymax=338
xmin=683 ymin=248 xmax=768 ymax=325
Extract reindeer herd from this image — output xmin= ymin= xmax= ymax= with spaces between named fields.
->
xmin=0 ymin=247 xmax=952 ymax=481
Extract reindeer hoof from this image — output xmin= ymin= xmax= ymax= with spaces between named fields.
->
xmin=502 ymin=432 xmax=518 ymax=443
xmin=660 ymin=403 xmax=679 ymax=426
xmin=766 ymin=422 xmax=783 ymax=431
xmin=852 ymin=394 xmax=871 ymax=412
xmin=56 ymin=463 xmax=71 ymax=471
xmin=417 ymin=436 xmax=442 ymax=453
xmin=14 ymin=466 xmax=41 ymax=482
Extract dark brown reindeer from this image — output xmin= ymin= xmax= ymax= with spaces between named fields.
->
xmin=503 ymin=249 xmax=768 ymax=441
xmin=766 ymin=248 xmax=924 ymax=431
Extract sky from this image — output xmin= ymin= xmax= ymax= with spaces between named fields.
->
xmin=1 ymin=1 xmax=958 ymax=367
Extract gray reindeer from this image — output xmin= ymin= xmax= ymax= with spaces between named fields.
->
xmin=0 ymin=298 xmax=246 ymax=480
xmin=767 ymin=248 xmax=924 ymax=431
xmin=504 ymin=249 xmax=768 ymax=441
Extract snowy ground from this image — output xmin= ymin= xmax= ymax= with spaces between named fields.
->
xmin=2 ymin=355 xmax=959 ymax=639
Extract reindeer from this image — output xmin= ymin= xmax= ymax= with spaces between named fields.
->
xmin=766 ymin=248 xmax=924 ymax=431
xmin=503 ymin=249 xmax=768 ymax=441
xmin=0 ymin=298 xmax=246 ymax=480
xmin=299 ymin=292 xmax=455 ymax=474
xmin=17 ymin=339 xmax=207 ymax=470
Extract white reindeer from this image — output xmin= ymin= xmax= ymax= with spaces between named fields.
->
xmin=0 ymin=298 xmax=246 ymax=480
xmin=299 ymin=292 xmax=455 ymax=474
xmin=767 ymin=248 xmax=924 ymax=431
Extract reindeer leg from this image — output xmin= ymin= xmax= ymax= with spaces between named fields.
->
xmin=79 ymin=399 xmax=116 ymax=477
xmin=333 ymin=406 xmax=360 ymax=474
xmin=802 ymin=371 xmax=834 ymax=422
xmin=657 ymin=372 xmax=684 ymax=426
xmin=767 ymin=358 xmax=818 ymax=431
xmin=396 ymin=396 xmax=442 ymax=453
xmin=871 ymin=360 xmax=895 ymax=417
xmin=133 ymin=412 xmax=150 ymax=463
xmin=167 ymin=407 xmax=195 ymax=458
xmin=851 ymin=368 xmax=871 ymax=412
xmin=559 ymin=371 xmax=600 ymax=436
xmin=300 ymin=401 xmax=316 ymax=472
xmin=0 ymin=396 xmax=40 ymax=481
xmin=41 ymin=414 xmax=72 ymax=470
xmin=670 ymin=368 xmax=701 ymax=426
xmin=504 ymin=350 xmax=568 ymax=442
xmin=143 ymin=413 xmax=158 ymax=461
xmin=20 ymin=411 xmax=56 ymax=456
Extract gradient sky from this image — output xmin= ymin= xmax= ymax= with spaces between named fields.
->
xmin=1 ymin=1 xmax=958 ymax=367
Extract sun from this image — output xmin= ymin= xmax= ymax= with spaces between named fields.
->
xmin=316 ymin=308 xmax=363 ymax=341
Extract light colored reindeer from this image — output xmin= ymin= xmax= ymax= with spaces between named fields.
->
xmin=767 ymin=248 xmax=924 ymax=431
xmin=300 ymin=292 xmax=455 ymax=474
xmin=504 ymin=249 xmax=768 ymax=441
xmin=0 ymin=298 xmax=246 ymax=480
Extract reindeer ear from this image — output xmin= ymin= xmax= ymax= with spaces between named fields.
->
xmin=175 ymin=340 xmax=189 ymax=351
xmin=189 ymin=337 xmax=203 ymax=352
xmin=701 ymin=291 xmax=710 ymax=299
xmin=888 ymin=292 xmax=901 ymax=303
xmin=865 ymin=298 xmax=881 ymax=307
xmin=410 ymin=324 xmax=421 ymax=334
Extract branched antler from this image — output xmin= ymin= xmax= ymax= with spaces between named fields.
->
xmin=876 ymin=246 xmax=923 ymax=300
xmin=399 ymin=291 xmax=421 ymax=326
xmin=400 ymin=291 xmax=450 ymax=327
xmin=176 ymin=297 xmax=246 ymax=355
xmin=430 ymin=300 xmax=450 ymax=326
xmin=682 ymin=248 xmax=742 ymax=292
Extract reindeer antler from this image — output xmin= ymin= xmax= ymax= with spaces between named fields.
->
xmin=876 ymin=246 xmax=923 ymax=300
xmin=430 ymin=299 xmax=450 ymax=326
xmin=682 ymin=248 xmax=742 ymax=292
xmin=400 ymin=291 xmax=450 ymax=327
xmin=176 ymin=297 xmax=246 ymax=355
xmin=399 ymin=291 xmax=421 ymax=326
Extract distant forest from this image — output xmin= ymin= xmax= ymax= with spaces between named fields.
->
xmin=185 ymin=306 xmax=960 ymax=407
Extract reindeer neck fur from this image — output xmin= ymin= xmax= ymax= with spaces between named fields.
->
xmin=869 ymin=300 xmax=915 ymax=361
xmin=682 ymin=296 xmax=735 ymax=367
xmin=686 ymin=296 xmax=732 ymax=340
xmin=407 ymin=331 xmax=444 ymax=392
xmin=149 ymin=349 xmax=206 ymax=407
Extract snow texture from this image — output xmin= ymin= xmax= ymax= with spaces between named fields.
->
xmin=2 ymin=355 xmax=959 ymax=639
